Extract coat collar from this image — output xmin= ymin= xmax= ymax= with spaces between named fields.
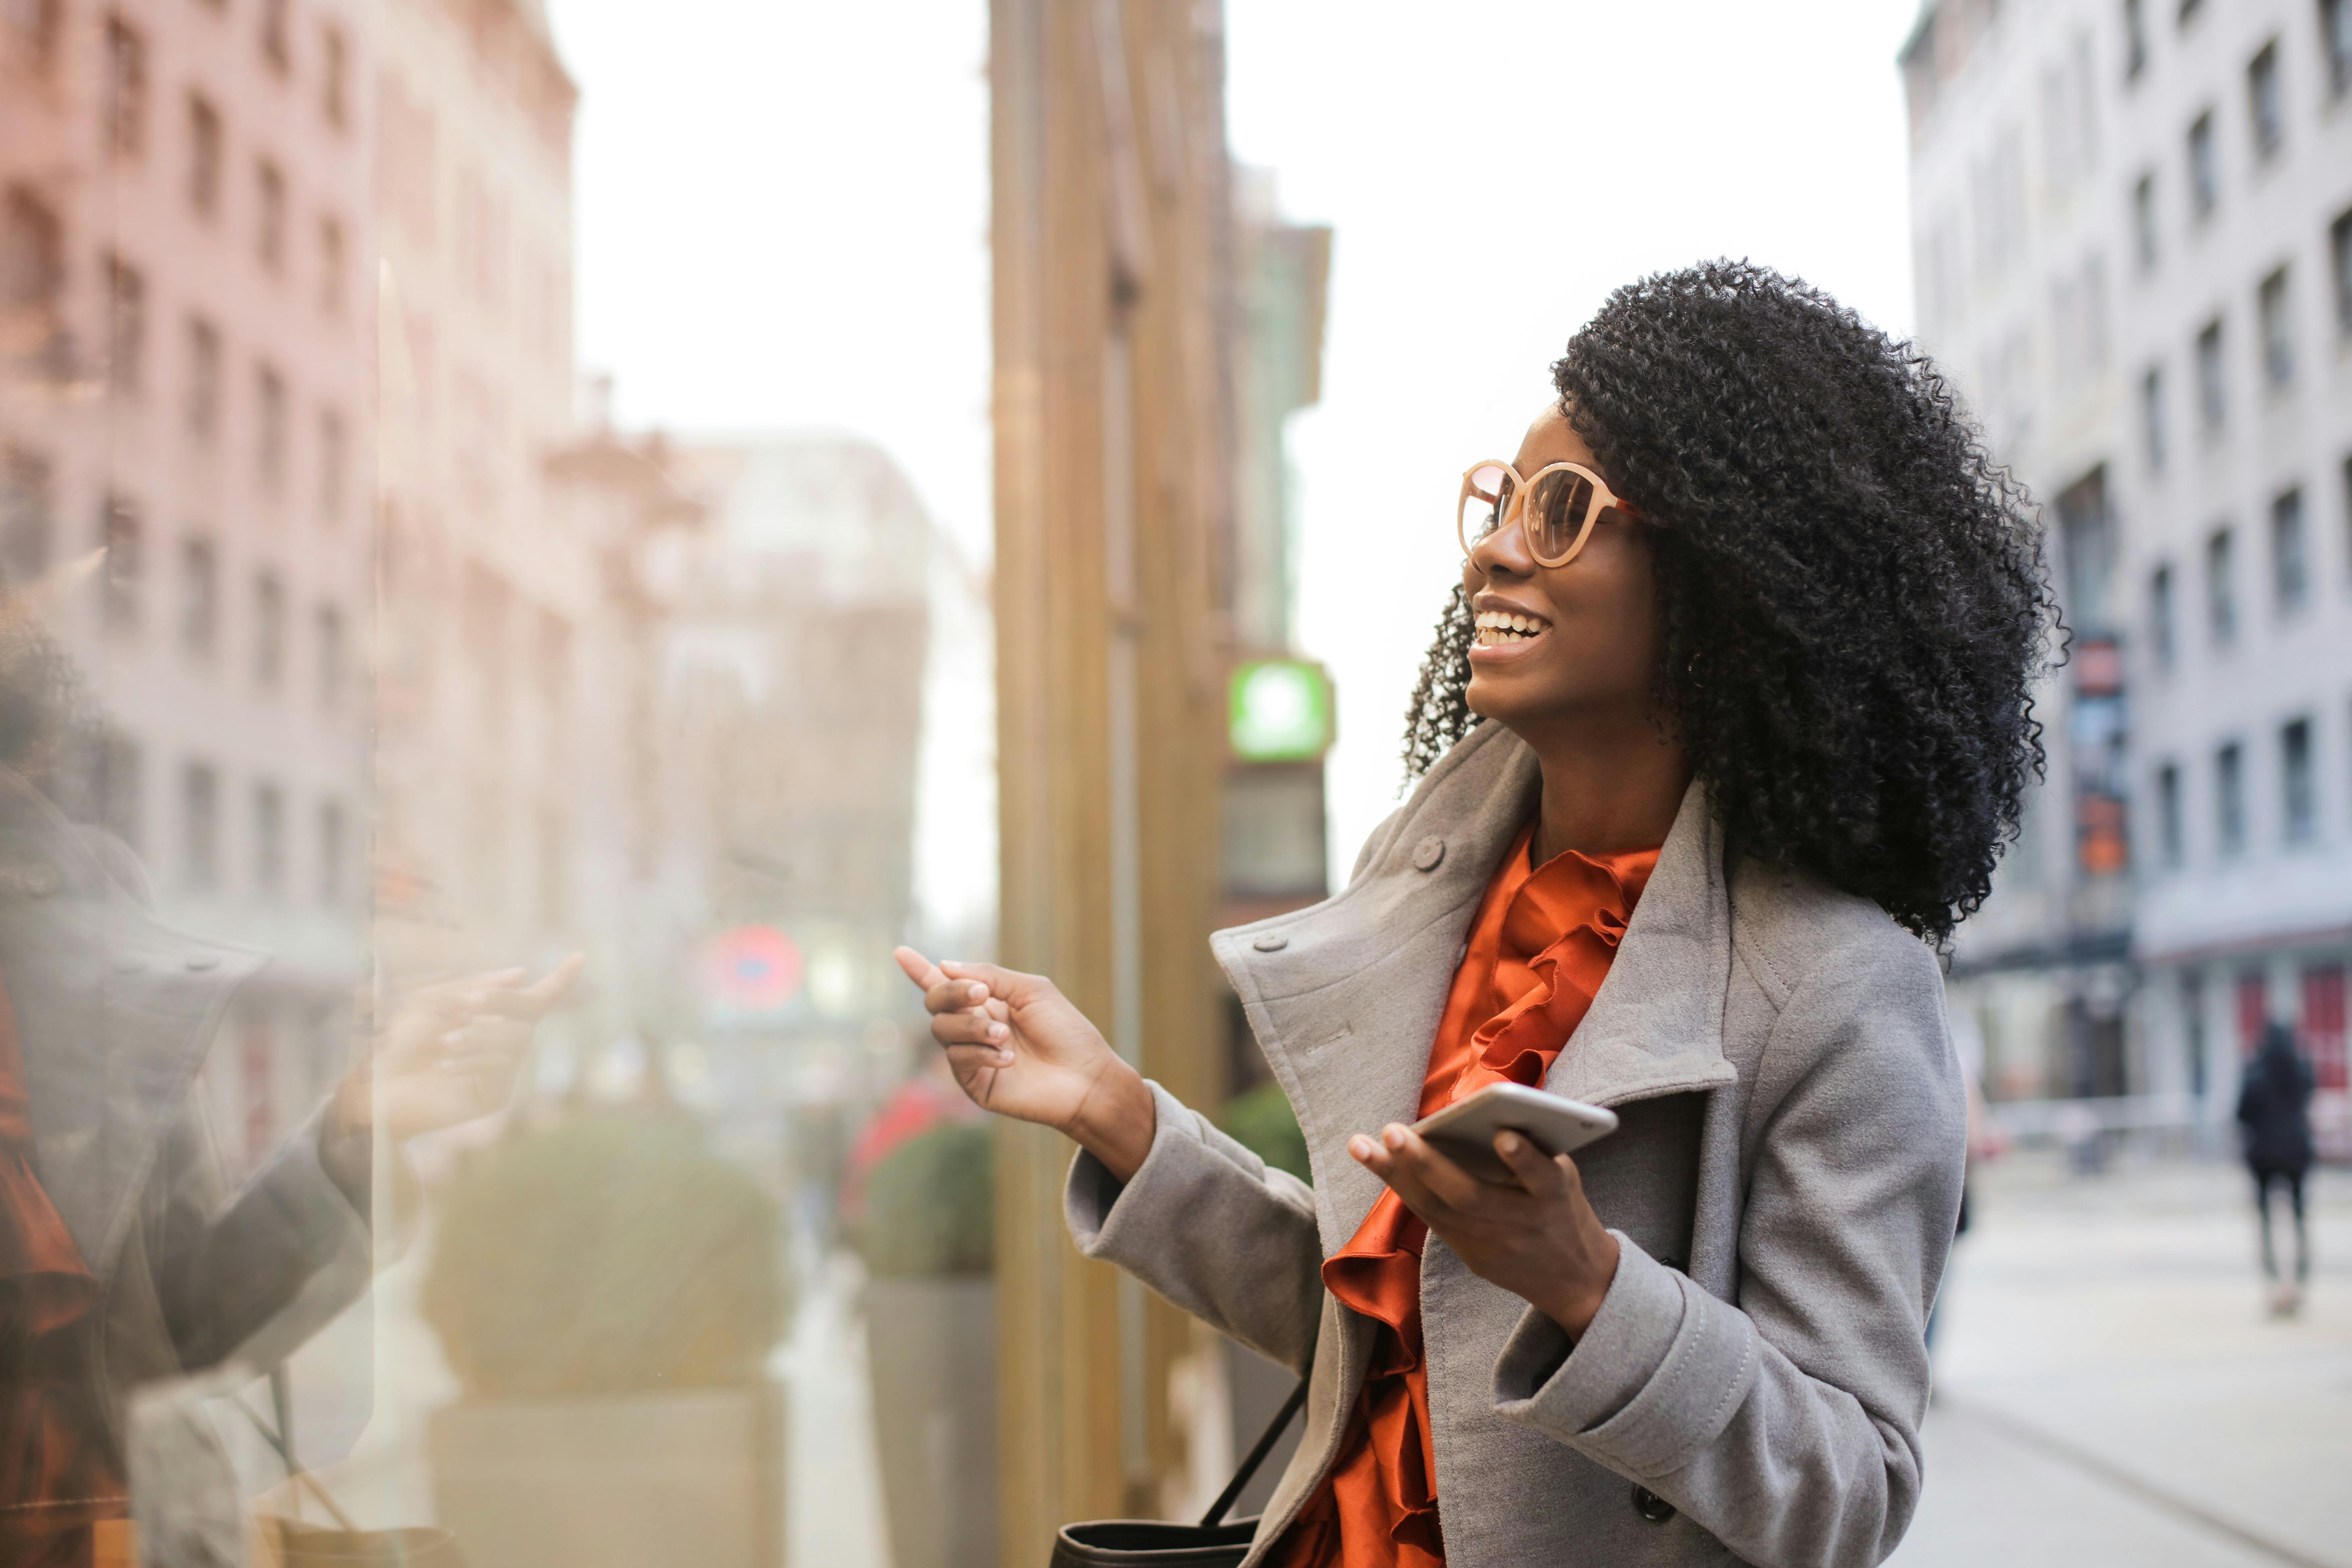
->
xmin=1211 ymin=723 xmax=1737 ymax=1251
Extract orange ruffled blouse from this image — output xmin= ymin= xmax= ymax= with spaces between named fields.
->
xmin=0 ymin=967 xmax=127 ymax=1567
xmin=1268 ymin=825 xmax=1658 ymax=1568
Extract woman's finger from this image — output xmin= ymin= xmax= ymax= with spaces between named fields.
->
xmin=1353 ymin=1128 xmax=1462 ymax=1225
xmin=1493 ymin=1131 xmax=1570 ymax=1197
xmin=894 ymin=946 xmax=947 ymax=991
xmin=921 ymin=977 xmax=994 ymax=1018
xmin=1388 ymin=1127 xmax=1499 ymax=1212
xmin=931 ymin=1009 xmax=1012 ymax=1052
xmin=939 ymin=960 xmax=1051 ymax=1009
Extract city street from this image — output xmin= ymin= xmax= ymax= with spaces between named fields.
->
xmin=1892 ymin=1150 xmax=2352 ymax=1568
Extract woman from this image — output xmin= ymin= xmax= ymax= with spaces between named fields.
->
xmin=898 ymin=262 xmax=2054 ymax=1568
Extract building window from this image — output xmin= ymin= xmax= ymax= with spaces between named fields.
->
xmin=185 ymin=315 xmax=222 ymax=442
xmin=256 ymin=158 xmax=286 ymax=272
xmin=2187 ymin=111 xmax=2217 ymax=219
xmin=2150 ymin=562 xmax=2176 ymax=667
xmin=253 ymin=569 xmax=284 ymax=687
xmin=179 ymin=535 xmax=217 ymax=658
xmin=255 ymin=363 xmax=287 ymax=488
xmin=2272 ymin=488 xmax=2307 ymax=610
xmin=2281 ymin=718 xmax=2315 ymax=845
xmin=0 ymin=446 xmax=52 ymax=583
xmin=188 ymin=93 xmax=222 ymax=219
xmin=318 ymin=215 xmax=346 ymax=316
xmin=2206 ymin=525 xmax=2236 ymax=645
xmin=2156 ymin=761 xmax=2183 ymax=867
xmin=104 ymin=15 xmax=145 ymax=158
xmin=2331 ymin=207 xmax=2352 ymax=338
xmin=3 ymin=186 xmax=67 ymax=378
xmin=318 ymin=408 xmax=346 ymax=523
xmin=2257 ymin=267 xmax=2294 ymax=388
xmin=181 ymin=761 xmax=219 ymax=891
xmin=252 ymin=782 xmax=284 ymax=894
xmin=321 ymin=22 xmax=350 ymax=128
xmin=2326 ymin=0 xmax=2352 ymax=98
xmin=317 ymin=799 xmax=344 ymax=905
xmin=2133 ymin=172 xmax=2159 ymax=269
xmin=2185 ymin=970 xmax=2210 ymax=1098
xmin=2216 ymin=740 xmax=2246 ymax=857
xmin=104 ymin=254 xmax=143 ymax=398
xmin=2141 ymin=365 xmax=2167 ymax=471
xmin=6 ymin=0 xmax=63 ymax=69
xmin=316 ymin=603 xmax=343 ymax=711
xmin=2306 ymin=965 xmax=2350 ymax=1092
xmin=2125 ymin=0 xmax=2150 ymax=79
xmin=260 ymin=0 xmax=290 ymax=74
xmin=2195 ymin=317 xmax=2225 ymax=431
xmin=100 ymin=495 xmax=140 ymax=632
xmin=2248 ymin=41 xmax=2285 ymax=158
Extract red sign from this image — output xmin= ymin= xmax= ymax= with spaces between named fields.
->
xmin=702 ymin=926 xmax=803 ymax=1012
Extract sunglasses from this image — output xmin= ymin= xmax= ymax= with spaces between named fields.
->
xmin=1457 ymin=459 xmax=1639 ymax=569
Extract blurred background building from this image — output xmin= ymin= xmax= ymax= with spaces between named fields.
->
xmin=0 ymin=0 xmax=375 ymax=1174
xmin=1904 ymin=0 xmax=2352 ymax=1157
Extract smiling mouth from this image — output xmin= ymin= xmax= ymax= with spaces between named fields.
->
xmin=1474 ymin=610 xmax=1551 ymax=647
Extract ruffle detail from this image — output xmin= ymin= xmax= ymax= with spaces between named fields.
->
xmin=1273 ymin=827 xmax=1657 ymax=1568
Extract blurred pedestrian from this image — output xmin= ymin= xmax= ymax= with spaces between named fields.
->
xmin=2236 ymin=1021 xmax=2314 ymax=1317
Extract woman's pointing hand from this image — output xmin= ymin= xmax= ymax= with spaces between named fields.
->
xmin=894 ymin=947 xmax=1155 ymax=1182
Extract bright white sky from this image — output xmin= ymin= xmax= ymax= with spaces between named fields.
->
xmin=548 ymin=0 xmax=1923 ymax=909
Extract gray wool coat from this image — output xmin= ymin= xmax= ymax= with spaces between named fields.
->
xmin=1064 ymin=721 xmax=1966 ymax=1568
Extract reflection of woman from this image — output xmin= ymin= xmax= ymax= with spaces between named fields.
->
xmin=0 ymin=597 xmax=575 ymax=1564
xmin=901 ymin=263 xmax=2054 ymax=1566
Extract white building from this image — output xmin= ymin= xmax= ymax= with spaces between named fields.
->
xmin=1903 ymin=0 xmax=2352 ymax=1153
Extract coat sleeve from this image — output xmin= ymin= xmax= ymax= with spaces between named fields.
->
xmin=1488 ymin=942 xmax=1964 ymax=1568
xmin=146 ymin=1093 xmax=375 ymax=1374
xmin=1065 ymin=1079 xmax=1325 ymax=1374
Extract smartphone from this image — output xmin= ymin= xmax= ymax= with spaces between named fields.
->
xmin=1411 ymin=1083 xmax=1618 ymax=1184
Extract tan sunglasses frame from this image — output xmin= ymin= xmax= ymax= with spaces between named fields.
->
xmin=1456 ymin=458 xmax=1638 ymax=568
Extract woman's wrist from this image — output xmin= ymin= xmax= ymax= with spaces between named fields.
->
xmin=1065 ymin=1058 xmax=1156 ymax=1184
xmin=1539 ymin=1230 xmax=1621 ymax=1341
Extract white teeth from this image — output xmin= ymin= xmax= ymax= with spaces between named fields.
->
xmin=1473 ymin=610 xmax=1547 ymax=645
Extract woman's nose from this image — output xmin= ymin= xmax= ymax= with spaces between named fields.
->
xmin=1468 ymin=499 xmax=1536 ymax=578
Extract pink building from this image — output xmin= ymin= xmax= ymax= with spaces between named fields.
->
xmin=2 ymin=0 xmax=375 ymax=1170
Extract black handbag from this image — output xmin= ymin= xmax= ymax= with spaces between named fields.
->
xmin=1048 ymin=1378 xmax=1308 ymax=1567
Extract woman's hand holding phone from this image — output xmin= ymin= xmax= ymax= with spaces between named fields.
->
xmin=1350 ymin=1122 xmax=1622 ymax=1339
xmin=894 ymin=947 xmax=1156 ymax=1183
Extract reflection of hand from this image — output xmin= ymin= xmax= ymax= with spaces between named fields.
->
xmin=893 ymin=946 xmax=1154 ymax=1182
xmin=332 ymin=955 xmax=585 ymax=1151
xmin=1351 ymin=1123 xmax=1621 ymax=1339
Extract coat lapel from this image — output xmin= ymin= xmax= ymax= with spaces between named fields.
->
xmin=1212 ymin=727 xmax=1735 ymax=1255
xmin=1544 ymin=778 xmax=1739 ymax=1109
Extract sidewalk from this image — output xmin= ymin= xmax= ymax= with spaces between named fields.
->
xmin=1890 ymin=1151 xmax=2352 ymax=1568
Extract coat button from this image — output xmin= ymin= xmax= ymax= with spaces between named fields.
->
xmin=1252 ymin=933 xmax=1288 ymax=952
xmin=1631 ymin=1485 xmax=1676 ymax=1524
xmin=1411 ymin=836 xmax=1445 ymax=871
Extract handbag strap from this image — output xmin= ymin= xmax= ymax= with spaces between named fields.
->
xmin=1197 ymin=1378 xmax=1309 ymax=1528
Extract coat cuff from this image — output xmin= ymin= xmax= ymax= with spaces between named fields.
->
xmin=1492 ymin=1232 xmax=1759 ymax=1477
xmin=1063 ymin=1079 xmax=1203 ymax=1264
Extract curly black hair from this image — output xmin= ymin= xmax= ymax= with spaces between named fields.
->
xmin=1403 ymin=261 xmax=2058 ymax=945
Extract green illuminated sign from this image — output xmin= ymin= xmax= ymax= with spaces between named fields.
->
xmin=1228 ymin=660 xmax=1332 ymax=761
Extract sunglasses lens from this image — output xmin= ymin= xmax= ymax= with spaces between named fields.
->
xmin=1526 ymin=469 xmax=1595 ymax=561
xmin=1460 ymin=463 xmax=1514 ymax=547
